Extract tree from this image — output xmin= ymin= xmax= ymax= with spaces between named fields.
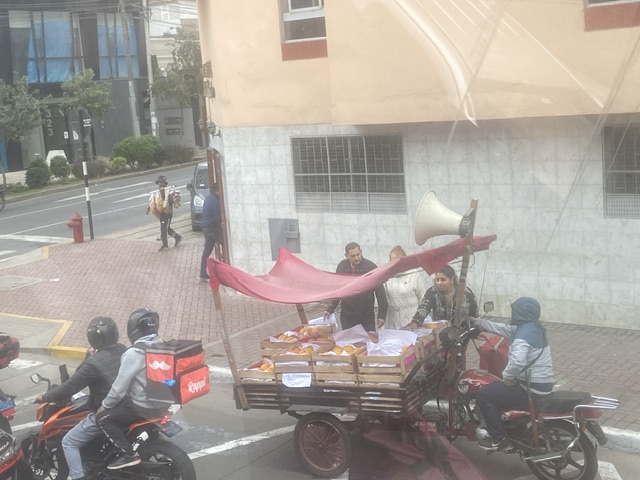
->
xmin=0 ymin=79 xmax=45 ymax=142
xmin=152 ymin=29 xmax=203 ymax=108
xmin=0 ymin=79 xmax=46 ymax=170
xmin=61 ymin=69 xmax=112 ymax=117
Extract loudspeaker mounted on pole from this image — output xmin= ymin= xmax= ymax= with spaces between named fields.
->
xmin=414 ymin=190 xmax=472 ymax=245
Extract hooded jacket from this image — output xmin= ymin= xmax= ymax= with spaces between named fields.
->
xmin=101 ymin=334 xmax=166 ymax=411
xmin=474 ymin=297 xmax=553 ymax=395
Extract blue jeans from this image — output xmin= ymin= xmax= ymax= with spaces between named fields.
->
xmin=62 ymin=413 xmax=103 ymax=479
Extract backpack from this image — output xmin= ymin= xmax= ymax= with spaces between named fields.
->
xmin=144 ymin=340 xmax=210 ymax=405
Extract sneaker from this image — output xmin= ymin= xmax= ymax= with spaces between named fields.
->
xmin=199 ymin=274 xmax=209 ymax=281
xmin=174 ymin=235 xmax=182 ymax=247
xmin=107 ymin=453 xmax=141 ymax=470
xmin=478 ymin=436 xmax=514 ymax=452
xmin=158 ymin=245 xmax=169 ymax=252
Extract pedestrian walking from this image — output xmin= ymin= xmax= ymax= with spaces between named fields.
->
xmin=147 ymin=175 xmax=182 ymax=251
xmin=199 ymin=183 xmax=222 ymax=280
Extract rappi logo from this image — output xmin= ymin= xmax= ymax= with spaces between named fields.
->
xmin=188 ymin=378 xmax=207 ymax=393
xmin=148 ymin=360 xmax=171 ymax=371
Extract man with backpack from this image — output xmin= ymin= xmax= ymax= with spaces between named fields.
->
xmin=96 ymin=308 xmax=168 ymax=470
xmin=35 ymin=317 xmax=127 ymax=480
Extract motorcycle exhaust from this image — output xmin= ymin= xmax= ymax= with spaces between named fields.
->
xmin=525 ymin=451 xmax=565 ymax=463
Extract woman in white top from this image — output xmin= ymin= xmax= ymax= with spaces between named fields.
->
xmin=380 ymin=246 xmax=426 ymax=329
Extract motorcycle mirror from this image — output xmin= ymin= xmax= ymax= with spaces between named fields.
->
xmin=30 ymin=373 xmax=42 ymax=384
xmin=483 ymin=301 xmax=494 ymax=313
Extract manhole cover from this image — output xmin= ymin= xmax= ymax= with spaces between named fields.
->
xmin=0 ymin=276 xmax=45 ymax=291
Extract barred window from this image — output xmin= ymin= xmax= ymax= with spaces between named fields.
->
xmin=292 ymin=136 xmax=406 ymax=213
xmin=603 ymin=125 xmax=640 ymax=218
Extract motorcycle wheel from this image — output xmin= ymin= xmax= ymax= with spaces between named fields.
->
xmin=526 ymin=420 xmax=598 ymax=480
xmin=0 ymin=193 xmax=4 ymax=212
xmin=137 ymin=439 xmax=196 ymax=480
xmin=20 ymin=437 xmax=69 ymax=480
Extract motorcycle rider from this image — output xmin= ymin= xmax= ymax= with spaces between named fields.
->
xmin=473 ymin=297 xmax=554 ymax=451
xmin=35 ymin=317 xmax=126 ymax=480
xmin=96 ymin=308 xmax=168 ymax=470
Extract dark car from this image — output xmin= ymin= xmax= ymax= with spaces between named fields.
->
xmin=186 ymin=162 xmax=209 ymax=231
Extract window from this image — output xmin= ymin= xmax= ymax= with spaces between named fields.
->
xmin=282 ymin=0 xmax=326 ymax=42
xmin=97 ymin=12 xmax=140 ymax=80
xmin=603 ymin=126 xmax=640 ymax=218
xmin=292 ymin=136 xmax=406 ymax=213
xmin=585 ymin=0 xmax=640 ymax=30
xmin=9 ymin=10 xmax=83 ymax=84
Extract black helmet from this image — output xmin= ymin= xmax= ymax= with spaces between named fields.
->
xmin=86 ymin=317 xmax=119 ymax=350
xmin=127 ymin=308 xmax=160 ymax=344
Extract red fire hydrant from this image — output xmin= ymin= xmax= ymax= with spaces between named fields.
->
xmin=67 ymin=212 xmax=84 ymax=243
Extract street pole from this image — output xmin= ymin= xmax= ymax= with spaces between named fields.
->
xmin=142 ymin=0 xmax=158 ymax=137
xmin=78 ymin=109 xmax=95 ymax=240
xmin=119 ymin=0 xmax=141 ymax=137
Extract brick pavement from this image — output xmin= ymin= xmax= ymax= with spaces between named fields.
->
xmin=0 ymin=218 xmax=638 ymax=432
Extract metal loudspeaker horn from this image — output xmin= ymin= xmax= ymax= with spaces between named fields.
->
xmin=414 ymin=190 xmax=471 ymax=245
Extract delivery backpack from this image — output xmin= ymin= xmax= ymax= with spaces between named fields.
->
xmin=144 ymin=340 xmax=210 ymax=405
xmin=0 ymin=334 xmax=19 ymax=369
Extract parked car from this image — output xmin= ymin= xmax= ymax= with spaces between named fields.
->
xmin=186 ymin=162 xmax=209 ymax=231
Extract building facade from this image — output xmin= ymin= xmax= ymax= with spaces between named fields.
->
xmin=196 ymin=0 xmax=640 ymax=329
xmin=0 ymin=0 xmax=149 ymax=171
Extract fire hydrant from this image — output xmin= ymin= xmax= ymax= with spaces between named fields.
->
xmin=67 ymin=212 xmax=84 ymax=243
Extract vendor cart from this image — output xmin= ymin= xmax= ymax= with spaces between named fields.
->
xmin=207 ymin=195 xmax=494 ymax=478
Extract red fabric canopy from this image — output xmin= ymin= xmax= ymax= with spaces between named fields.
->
xmin=207 ymin=235 xmax=496 ymax=304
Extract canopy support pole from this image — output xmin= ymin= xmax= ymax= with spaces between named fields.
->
xmin=212 ymin=288 xmax=248 ymax=410
xmin=447 ymin=198 xmax=478 ymax=385
xmin=296 ymin=304 xmax=308 ymax=325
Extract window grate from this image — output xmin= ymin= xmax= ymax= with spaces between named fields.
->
xmin=292 ymin=136 xmax=406 ymax=214
xmin=603 ymin=126 xmax=640 ymax=218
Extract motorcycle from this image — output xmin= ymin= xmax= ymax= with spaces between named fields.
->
xmin=22 ymin=365 xmax=196 ymax=480
xmin=0 ymin=394 xmax=16 ymax=435
xmin=0 ymin=429 xmax=25 ymax=480
xmin=434 ymin=302 xmax=620 ymax=480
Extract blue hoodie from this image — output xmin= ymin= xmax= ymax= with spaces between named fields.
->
xmin=475 ymin=297 xmax=553 ymax=394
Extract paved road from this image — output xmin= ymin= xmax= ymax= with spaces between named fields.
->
xmin=0 ymin=164 xmax=198 ymax=262
xmin=4 ymin=352 xmax=638 ymax=480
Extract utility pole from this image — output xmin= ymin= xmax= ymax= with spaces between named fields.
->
xmin=142 ymin=0 xmax=158 ymax=137
xmin=119 ymin=0 xmax=141 ymax=137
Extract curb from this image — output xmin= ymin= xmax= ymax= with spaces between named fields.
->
xmin=5 ymin=157 xmax=205 ymax=204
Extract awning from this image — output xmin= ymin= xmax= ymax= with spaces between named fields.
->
xmin=207 ymin=235 xmax=496 ymax=304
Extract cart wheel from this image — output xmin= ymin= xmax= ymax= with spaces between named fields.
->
xmin=294 ymin=412 xmax=352 ymax=478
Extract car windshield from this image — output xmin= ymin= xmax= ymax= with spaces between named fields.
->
xmin=195 ymin=168 xmax=208 ymax=190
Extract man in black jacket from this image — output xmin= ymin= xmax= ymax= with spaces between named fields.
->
xmin=325 ymin=242 xmax=388 ymax=332
xmin=35 ymin=317 xmax=126 ymax=480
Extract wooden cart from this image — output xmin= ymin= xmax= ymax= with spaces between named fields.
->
xmin=208 ymin=197 xmax=494 ymax=477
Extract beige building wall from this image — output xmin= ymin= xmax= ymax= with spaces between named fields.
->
xmin=198 ymin=0 xmax=640 ymax=127
xmin=196 ymin=0 xmax=640 ymax=329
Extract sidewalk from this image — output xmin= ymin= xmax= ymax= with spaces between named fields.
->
xmin=0 ymin=216 xmax=638 ymax=434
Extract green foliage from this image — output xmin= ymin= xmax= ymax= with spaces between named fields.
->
xmin=152 ymin=29 xmax=203 ymax=108
xmin=61 ymin=69 xmax=112 ymax=117
xmin=111 ymin=156 xmax=128 ymax=173
xmin=50 ymin=155 xmax=71 ymax=179
xmin=25 ymin=159 xmax=51 ymax=189
xmin=163 ymin=145 xmax=194 ymax=164
xmin=6 ymin=182 xmax=29 ymax=195
xmin=0 ymin=78 xmax=46 ymax=143
xmin=112 ymin=135 xmax=164 ymax=169
xmin=71 ymin=156 xmax=112 ymax=180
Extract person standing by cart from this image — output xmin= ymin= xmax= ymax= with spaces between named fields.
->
xmin=147 ymin=175 xmax=182 ymax=252
xmin=324 ymin=242 xmax=388 ymax=332
xmin=408 ymin=264 xmax=478 ymax=327
xmin=382 ymin=245 xmax=426 ymax=329
xmin=199 ymin=183 xmax=222 ymax=280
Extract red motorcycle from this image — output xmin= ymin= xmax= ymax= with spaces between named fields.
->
xmin=433 ymin=303 xmax=620 ymax=480
xmin=22 ymin=365 xmax=195 ymax=480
